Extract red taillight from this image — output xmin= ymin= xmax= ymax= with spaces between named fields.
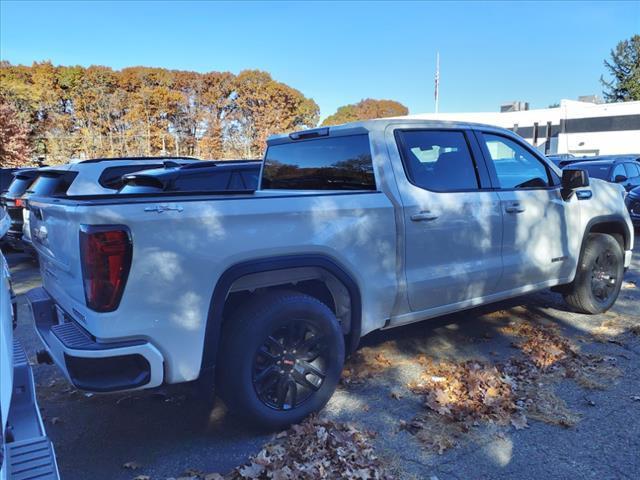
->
xmin=15 ymin=198 xmax=23 ymax=207
xmin=80 ymin=227 xmax=132 ymax=312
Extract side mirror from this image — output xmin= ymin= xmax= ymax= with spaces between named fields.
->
xmin=562 ymin=168 xmax=589 ymax=190
xmin=614 ymin=174 xmax=628 ymax=183
xmin=561 ymin=169 xmax=589 ymax=200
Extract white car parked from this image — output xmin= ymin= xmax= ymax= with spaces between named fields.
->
xmin=1 ymin=209 xmax=59 ymax=480
xmin=26 ymin=119 xmax=634 ymax=429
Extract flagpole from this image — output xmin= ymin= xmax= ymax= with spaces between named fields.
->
xmin=435 ymin=51 xmax=440 ymax=114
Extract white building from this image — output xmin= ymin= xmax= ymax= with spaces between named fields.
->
xmin=408 ymin=99 xmax=640 ymax=156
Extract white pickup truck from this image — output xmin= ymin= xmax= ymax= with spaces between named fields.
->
xmin=25 ymin=119 xmax=634 ymax=429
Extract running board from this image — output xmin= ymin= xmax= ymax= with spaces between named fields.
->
xmin=4 ymin=437 xmax=59 ymax=480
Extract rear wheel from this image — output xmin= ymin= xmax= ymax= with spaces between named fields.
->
xmin=563 ymin=233 xmax=624 ymax=314
xmin=216 ymin=290 xmax=344 ymax=430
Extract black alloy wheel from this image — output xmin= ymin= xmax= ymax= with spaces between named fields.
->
xmin=252 ymin=320 xmax=328 ymax=410
xmin=216 ymin=290 xmax=345 ymax=429
xmin=590 ymin=249 xmax=618 ymax=304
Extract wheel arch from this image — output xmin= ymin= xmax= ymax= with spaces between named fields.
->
xmin=199 ymin=254 xmax=362 ymax=378
xmin=584 ymin=214 xmax=632 ymax=252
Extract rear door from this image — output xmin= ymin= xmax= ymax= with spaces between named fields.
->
xmin=475 ymin=131 xmax=579 ymax=290
xmin=391 ymin=128 xmax=503 ymax=314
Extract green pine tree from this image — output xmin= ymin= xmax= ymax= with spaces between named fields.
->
xmin=601 ymin=35 xmax=640 ymax=102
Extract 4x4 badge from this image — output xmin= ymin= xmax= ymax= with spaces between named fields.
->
xmin=144 ymin=205 xmax=184 ymax=213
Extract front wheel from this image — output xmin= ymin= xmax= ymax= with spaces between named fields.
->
xmin=563 ymin=233 xmax=624 ymax=314
xmin=216 ymin=290 xmax=345 ymax=430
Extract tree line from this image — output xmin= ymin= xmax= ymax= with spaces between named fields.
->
xmin=0 ymin=61 xmax=411 ymax=168
xmin=0 ymin=62 xmax=323 ymax=166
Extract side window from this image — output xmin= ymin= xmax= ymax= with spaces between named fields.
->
xmin=624 ymin=163 xmax=640 ymax=179
xmin=612 ymin=164 xmax=626 ymax=181
xmin=396 ymin=130 xmax=479 ymax=191
xmin=481 ymin=133 xmax=551 ymax=189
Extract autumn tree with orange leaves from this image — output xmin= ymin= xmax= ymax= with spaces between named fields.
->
xmin=0 ymin=95 xmax=31 ymax=167
xmin=321 ymin=98 xmax=408 ymax=126
xmin=0 ymin=62 xmax=319 ymax=166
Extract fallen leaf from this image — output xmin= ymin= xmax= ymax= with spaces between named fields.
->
xmin=510 ymin=413 xmax=528 ymax=430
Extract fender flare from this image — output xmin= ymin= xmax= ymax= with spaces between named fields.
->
xmin=199 ymin=254 xmax=362 ymax=377
xmin=582 ymin=214 xmax=633 ymax=251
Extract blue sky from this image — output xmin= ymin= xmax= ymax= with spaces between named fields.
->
xmin=1 ymin=1 xmax=638 ymax=119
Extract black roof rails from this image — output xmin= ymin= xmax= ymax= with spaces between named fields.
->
xmin=180 ymin=159 xmax=260 ymax=170
xmin=180 ymin=161 xmax=219 ymax=169
xmin=77 ymin=156 xmax=200 ymax=164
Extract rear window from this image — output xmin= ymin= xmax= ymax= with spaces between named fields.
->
xmin=580 ymin=164 xmax=611 ymax=180
xmin=6 ymin=175 xmax=36 ymax=196
xmin=27 ymin=172 xmax=78 ymax=196
xmin=262 ymin=134 xmax=376 ymax=190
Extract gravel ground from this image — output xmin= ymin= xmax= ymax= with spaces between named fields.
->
xmin=5 ymin=242 xmax=640 ymax=480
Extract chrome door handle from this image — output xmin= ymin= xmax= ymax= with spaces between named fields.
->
xmin=411 ymin=211 xmax=439 ymax=222
xmin=505 ymin=203 xmax=526 ymax=213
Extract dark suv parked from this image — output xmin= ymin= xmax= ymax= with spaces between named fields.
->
xmin=567 ymin=157 xmax=640 ymax=192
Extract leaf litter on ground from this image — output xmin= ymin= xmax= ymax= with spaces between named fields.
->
xmin=198 ymin=416 xmax=391 ymax=480
xmin=402 ymin=319 xmax=622 ymax=453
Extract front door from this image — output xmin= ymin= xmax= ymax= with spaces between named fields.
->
xmin=391 ymin=129 xmax=503 ymax=313
xmin=476 ymin=131 xmax=579 ymax=290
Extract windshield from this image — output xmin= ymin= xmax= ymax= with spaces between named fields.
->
xmin=27 ymin=172 xmax=78 ymax=196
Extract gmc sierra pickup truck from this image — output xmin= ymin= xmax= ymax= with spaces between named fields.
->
xmin=25 ymin=119 xmax=634 ymax=429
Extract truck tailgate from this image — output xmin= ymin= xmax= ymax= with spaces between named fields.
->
xmin=28 ymin=199 xmax=86 ymax=312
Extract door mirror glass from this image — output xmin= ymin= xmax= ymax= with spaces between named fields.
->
xmin=614 ymin=174 xmax=628 ymax=183
xmin=562 ymin=169 xmax=590 ymax=190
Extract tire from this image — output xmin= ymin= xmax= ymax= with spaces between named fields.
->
xmin=563 ymin=233 xmax=624 ymax=314
xmin=216 ymin=290 xmax=345 ymax=430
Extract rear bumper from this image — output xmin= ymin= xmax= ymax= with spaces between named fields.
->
xmin=3 ymin=341 xmax=60 ymax=480
xmin=25 ymin=287 xmax=164 ymax=392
